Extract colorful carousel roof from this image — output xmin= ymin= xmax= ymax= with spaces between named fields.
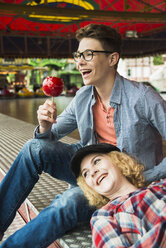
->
xmin=0 ymin=0 xmax=166 ymax=58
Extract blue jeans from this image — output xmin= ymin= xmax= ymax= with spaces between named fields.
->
xmin=0 ymin=138 xmax=95 ymax=247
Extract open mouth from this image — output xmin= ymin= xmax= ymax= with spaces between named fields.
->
xmin=96 ymin=174 xmax=107 ymax=185
xmin=81 ymin=70 xmax=92 ymax=76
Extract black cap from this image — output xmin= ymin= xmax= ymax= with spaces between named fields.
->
xmin=71 ymin=143 xmax=120 ymax=178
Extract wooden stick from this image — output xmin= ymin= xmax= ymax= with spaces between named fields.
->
xmin=52 ymin=96 xmax=54 ymax=119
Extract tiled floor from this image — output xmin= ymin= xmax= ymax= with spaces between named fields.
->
xmin=0 ymin=113 xmax=92 ymax=248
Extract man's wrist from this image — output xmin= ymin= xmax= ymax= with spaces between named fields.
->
xmin=34 ymin=125 xmax=52 ymax=139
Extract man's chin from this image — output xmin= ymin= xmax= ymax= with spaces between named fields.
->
xmin=83 ymin=80 xmax=93 ymax=86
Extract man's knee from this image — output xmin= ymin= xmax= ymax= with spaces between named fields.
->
xmin=51 ymin=187 xmax=95 ymax=222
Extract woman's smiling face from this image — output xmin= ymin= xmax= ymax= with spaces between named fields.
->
xmin=80 ymin=153 xmax=123 ymax=199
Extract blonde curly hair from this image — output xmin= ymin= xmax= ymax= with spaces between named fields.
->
xmin=77 ymin=151 xmax=145 ymax=209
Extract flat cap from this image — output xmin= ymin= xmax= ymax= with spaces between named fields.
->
xmin=71 ymin=143 xmax=120 ymax=178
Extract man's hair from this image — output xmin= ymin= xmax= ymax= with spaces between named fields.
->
xmin=77 ymin=151 xmax=145 ymax=209
xmin=76 ymin=24 xmax=122 ymax=57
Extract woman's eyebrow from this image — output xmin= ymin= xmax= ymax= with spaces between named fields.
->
xmin=81 ymin=154 xmax=102 ymax=174
xmin=91 ymin=155 xmax=99 ymax=164
xmin=81 ymin=168 xmax=86 ymax=175
xmin=81 ymin=157 xmax=94 ymax=174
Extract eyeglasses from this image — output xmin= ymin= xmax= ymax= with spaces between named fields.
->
xmin=73 ymin=49 xmax=114 ymax=62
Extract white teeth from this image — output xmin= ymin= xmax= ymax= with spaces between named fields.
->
xmin=97 ymin=176 xmax=105 ymax=185
xmin=81 ymin=70 xmax=91 ymax=75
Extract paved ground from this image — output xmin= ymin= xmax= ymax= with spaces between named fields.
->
xmin=0 ymin=113 xmax=92 ymax=248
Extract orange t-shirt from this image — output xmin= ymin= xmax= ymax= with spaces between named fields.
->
xmin=92 ymin=92 xmax=117 ymax=146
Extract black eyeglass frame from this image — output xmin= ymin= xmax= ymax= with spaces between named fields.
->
xmin=72 ymin=49 xmax=115 ymax=62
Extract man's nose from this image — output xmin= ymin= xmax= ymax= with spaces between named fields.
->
xmin=76 ymin=57 xmax=86 ymax=69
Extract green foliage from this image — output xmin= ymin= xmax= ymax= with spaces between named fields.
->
xmin=153 ymin=55 xmax=164 ymax=65
xmin=29 ymin=58 xmax=68 ymax=68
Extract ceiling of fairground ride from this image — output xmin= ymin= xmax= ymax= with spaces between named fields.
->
xmin=0 ymin=0 xmax=166 ymax=58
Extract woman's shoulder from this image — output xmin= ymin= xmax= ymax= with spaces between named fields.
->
xmin=92 ymin=179 xmax=166 ymax=219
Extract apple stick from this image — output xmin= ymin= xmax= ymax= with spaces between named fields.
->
xmin=52 ymin=96 xmax=54 ymax=119
xmin=42 ymin=77 xmax=64 ymax=120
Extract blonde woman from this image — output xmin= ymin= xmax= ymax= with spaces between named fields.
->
xmin=71 ymin=143 xmax=166 ymax=248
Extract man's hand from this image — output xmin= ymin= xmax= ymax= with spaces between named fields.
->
xmin=37 ymin=99 xmax=57 ymax=133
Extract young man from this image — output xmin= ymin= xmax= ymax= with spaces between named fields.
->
xmin=0 ymin=23 xmax=166 ymax=247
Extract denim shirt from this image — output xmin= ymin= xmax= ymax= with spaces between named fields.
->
xmin=35 ymin=73 xmax=166 ymax=183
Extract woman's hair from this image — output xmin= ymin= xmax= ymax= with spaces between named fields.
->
xmin=77 ymin=151 xmax=145 ymax=209
xmin=75 ymin=23 xmax=122 ymax=70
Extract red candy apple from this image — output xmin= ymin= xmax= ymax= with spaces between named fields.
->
xmin=42 ymin=77 xmax=64 ymax=97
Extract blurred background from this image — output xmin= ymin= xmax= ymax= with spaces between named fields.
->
xmin=0 ymin=0 xmax=166 ymax=125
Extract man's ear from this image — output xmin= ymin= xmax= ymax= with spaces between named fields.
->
xmin=108 ymin=52 xmax=119 ymax=67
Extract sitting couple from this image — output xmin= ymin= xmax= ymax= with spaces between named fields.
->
xmin=71 ymin=143 xmax=166 ymax=248
xmin=1 ymin=23 xmax=166 ymax=247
